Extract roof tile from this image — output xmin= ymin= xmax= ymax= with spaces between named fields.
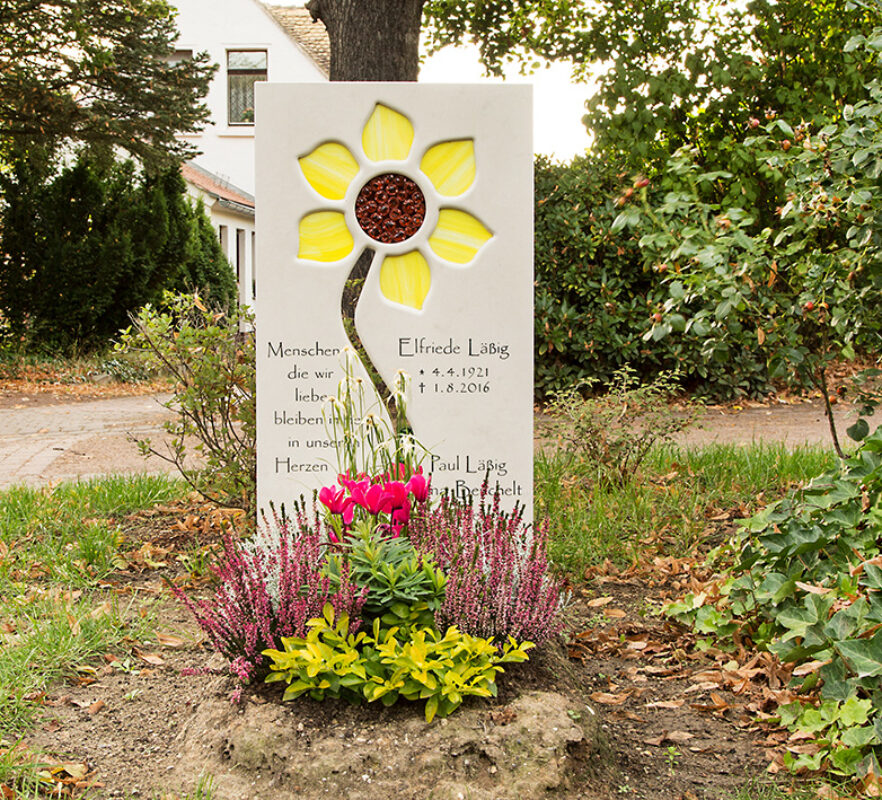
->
xmin=264 ymin=4 xmax=330 ymax=76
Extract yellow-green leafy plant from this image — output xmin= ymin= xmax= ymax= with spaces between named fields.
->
xmin=263 ymin=604 xmax=533 ymax=722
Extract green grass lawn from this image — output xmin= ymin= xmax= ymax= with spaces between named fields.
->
xmin=538 ymin=441 xmax=838 ymax=573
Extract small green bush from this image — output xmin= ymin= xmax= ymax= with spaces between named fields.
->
xmin=118 ymin=291 xmax=255 ymax=513
xmin=324 ymin=525 xmax=446 ymax=627
xmin=263 ymin=604 xmax=532 ymax=722
xmin=540 ymin=366 xmax=699 ymax=484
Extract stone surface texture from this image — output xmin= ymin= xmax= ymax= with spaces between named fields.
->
xmin=171 ymin=689 xmax=601 ymax=800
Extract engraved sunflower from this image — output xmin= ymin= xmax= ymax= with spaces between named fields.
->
xmin=295 ymin=102 xmax=493 ymax=312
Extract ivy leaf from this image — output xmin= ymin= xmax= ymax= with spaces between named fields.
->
xmin=840 ymin=696 xmax=873 ymax=727
xmin=836 ymin=629 xmax=882 ymax=678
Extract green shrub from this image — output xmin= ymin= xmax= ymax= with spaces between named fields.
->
xmin=534 ymin=154 xmax=771 ymax=400
xmin=263 ymin=604 xmax=532 ymax=722
xmin=118 ymin=291 xmax=255 ymax=513
xmin=0 ymin=153 xmax=235 ymax=353
xmin=324 ymin=525 xmax=446 ymax=628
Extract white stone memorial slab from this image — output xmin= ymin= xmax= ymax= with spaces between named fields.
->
xmin=255 ymin=83 xmax=533 ymax=517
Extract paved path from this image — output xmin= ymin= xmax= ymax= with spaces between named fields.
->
xmin=673 ymin=400 xmax=853 ymax=448
xmin=0 ymin=392 xmax=859 ymax=490
xmin=0 ymin=394 xmax=177 ymax=489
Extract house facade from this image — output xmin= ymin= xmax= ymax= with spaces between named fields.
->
xmin=172 ymin=0 xmax=329 ymax=306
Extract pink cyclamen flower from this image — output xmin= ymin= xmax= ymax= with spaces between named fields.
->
xmin=351 ymin=482 xmax=393 ymax=515
xmin=391 ymin=503 xmax=410 ymax=527
xmin=406 ymin=473 xmax=429 ymax=502
xmin=384 ymin=480 xmax=408 ymax=510
xmin=318 ymin=486 xmax=355 ymax=525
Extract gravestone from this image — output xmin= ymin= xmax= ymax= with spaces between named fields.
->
xmin=255 ymin=83 xmax=533 ymax=516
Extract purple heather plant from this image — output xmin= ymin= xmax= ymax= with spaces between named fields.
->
xmin=408 ymin=483 xmax=567 ymax=645
xmin=171 ymin=516 xmax=367 ymax=677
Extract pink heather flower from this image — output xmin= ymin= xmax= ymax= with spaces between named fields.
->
xmin=406 ymin=473 xmax=429 ymax=502
xmin=229 ymin=656 xmax=255 ymax=683
xmin=407 ymin=483 xmax=566 ymax=645
xmin=170 ymin=506 xmax=367 ymax=678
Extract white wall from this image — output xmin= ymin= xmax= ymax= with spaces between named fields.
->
xmin=173 ymin=0 xmax=326 ymax=193
xmin=186 ymin=183 xmax=257 ymax=309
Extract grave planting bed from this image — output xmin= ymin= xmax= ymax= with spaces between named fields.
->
xmin=21 ymin=505 xmax=776 ymax=800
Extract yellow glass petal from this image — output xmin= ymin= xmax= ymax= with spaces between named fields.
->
xmin=298 ymin=142 xmax=359 ymax=200
xmin=362 ymin=104 xmax=414 ymax=162
xmin=428 ymin=209 xmax=492 ymax=264
xmin=379 ymin=251 xmax=431 ymax=310
xmin=298 ymin=211 xmax=353 ymax=262
xmin=420 ymin=140 xmax=476 ymax=197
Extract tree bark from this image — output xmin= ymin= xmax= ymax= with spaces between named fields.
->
xmin=305 ymin=0 xmax=425 ymax=81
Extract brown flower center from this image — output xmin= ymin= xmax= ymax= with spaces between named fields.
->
xmin=355 ymin=173 xmax=426 ymax=244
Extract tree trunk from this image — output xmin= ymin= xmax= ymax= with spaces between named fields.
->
xmin=305 ymin=0 xmax=425 ymax=81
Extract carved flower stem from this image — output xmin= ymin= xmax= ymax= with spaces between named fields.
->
xmin=340 ymin=247 xmax=412 ymax=435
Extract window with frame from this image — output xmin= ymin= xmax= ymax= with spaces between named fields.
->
xmin=227 ymin=50 xmax=267 ymax=125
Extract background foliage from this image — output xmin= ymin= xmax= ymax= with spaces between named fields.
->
xmin=0 ymin=0 xmax=214 ymax=167
xmin=533 ymin=155 xmax=771 ymax=399
xmin=534 ymin=0 xmax=882 ymax=402
xmin=0 ymin=155 xmax=234 ymax=353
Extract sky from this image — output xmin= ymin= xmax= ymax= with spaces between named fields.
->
xmin=418 ymin=45 xmax=596 ymax=160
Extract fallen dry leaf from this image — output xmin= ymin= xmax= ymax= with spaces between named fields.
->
xmin=685 ymin=682 xmax=719 ymax=694
xmin=586 ymin=596 xmax=614 ymax=608
xmin=613 ymin=710 xmax=648 ymax=723
xmin=645 ymin=699 xmax=685 ymax=709
xmin=858 ymin=770 xmax=882 ymax=798
xmin=155 ymin=632 xmax=186 ymax=648
xmin=589 ymin=691 xmax=631 ymax=705
xmin=51 ymin=762 xmax=89 ymax=781
xmin=794 ymin=581 xmax=833 ymax=595
xmin=489 ymin=708 xmax=518 ymax=725
xmin=792 ymin=659 xmax=830 ymax=677
xmin=133 ymin=648 xmax=165 ymax=666
xmin=87 ymin=700 xmax=105 ymax=715
xmin=604 ymin=608 xmax=627 ymax=618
